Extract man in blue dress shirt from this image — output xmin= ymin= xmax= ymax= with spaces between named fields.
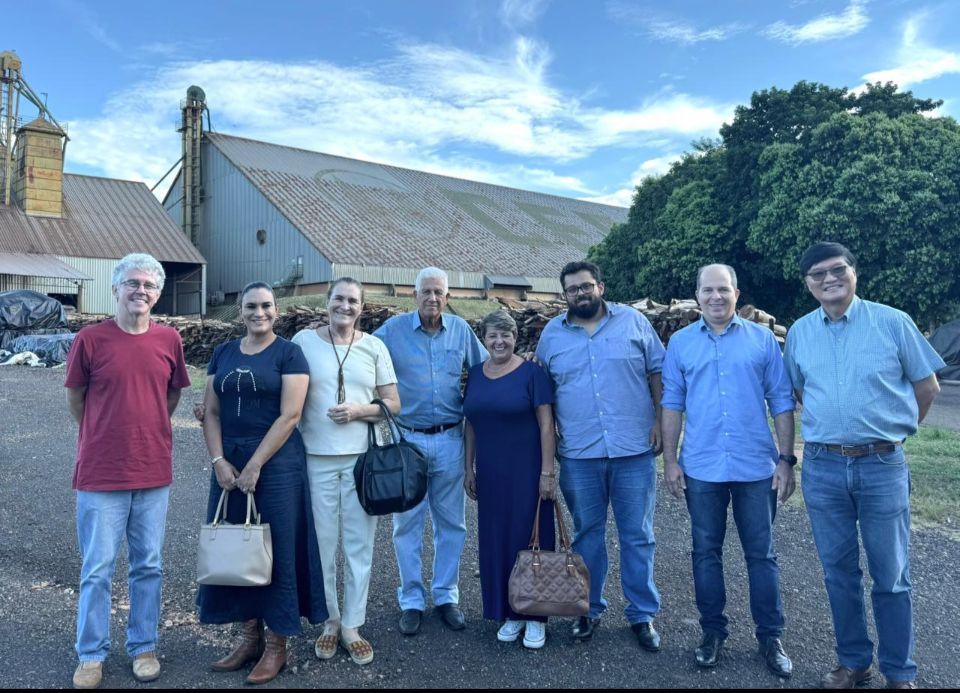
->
xmin=661 ymin=264 xmax=796 ymax=677
xmin=784 ymin=242 xmax=944 ymax=690
xmin=535 ymin=260 xmax=665 ymax=650
xmin=374 ymin=267 xmax=488 ymax=637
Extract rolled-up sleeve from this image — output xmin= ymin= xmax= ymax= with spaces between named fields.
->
xmin=639 ymin=314 xmax=665 ymax=374
xmin=896 ymin=312 xmax=947 ymax=382
xmin=660 ymin=341 xmax=686 ymax=412
xmin=783 ymin=330 xmax=804 ymax=393
xmin=763 ymin=332 xmax=795 ymax=417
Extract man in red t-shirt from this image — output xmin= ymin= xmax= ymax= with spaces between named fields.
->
xmin=65 ymin=253 xmax=191 ymax=690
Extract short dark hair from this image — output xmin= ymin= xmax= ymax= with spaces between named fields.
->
xmin=328 ymin=276 xmax=364 ymax=302
xmin=560 ymin=260 xmax=603 ymax=288
xmin=799 ymin=242 xmax=857 ymax=277
xmin=238 ymin=281 xmax=276 ymax=305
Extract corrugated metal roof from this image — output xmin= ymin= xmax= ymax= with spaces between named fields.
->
xmin=206 ymin=133 xmax=626 ymax=280
xmin=0 ymin=174 xmax=205 ymax=264
xmin=0 ymin=252 xmax=92 ymax=280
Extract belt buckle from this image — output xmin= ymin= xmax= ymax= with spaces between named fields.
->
xmin=840 ymin=444 xmax=858 ymax=457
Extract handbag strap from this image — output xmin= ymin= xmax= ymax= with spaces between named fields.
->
xmin=244 ymin=492 xmax=261 ymax=527
xmin=213 ymin=489 xmax=229 ymax=527
xmin=367 ymin=398 xmax=405 ymax=446
xmin=527 ymin=497 xmax=574 ymax=552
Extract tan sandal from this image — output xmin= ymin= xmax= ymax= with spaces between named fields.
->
xmin=315 ymin=630 xmax=339 ymax=660
xmin=340 ymin=634 xmax=374 ymax=666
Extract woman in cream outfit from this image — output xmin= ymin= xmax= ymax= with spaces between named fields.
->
xmin=292 ymin=277 xmax=400 ymax=666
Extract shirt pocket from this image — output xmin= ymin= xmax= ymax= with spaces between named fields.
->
xmin=445 ymin=348 xmax=464 ymax=376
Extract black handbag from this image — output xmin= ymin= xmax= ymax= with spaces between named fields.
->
xmin=353 ymin=400 xmax=428 ymax=516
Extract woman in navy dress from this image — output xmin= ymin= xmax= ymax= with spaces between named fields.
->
xmin=463 ymin=310 xmax=557 ymax=649
xmin=198 ymin=282 xmax=327 ymax=685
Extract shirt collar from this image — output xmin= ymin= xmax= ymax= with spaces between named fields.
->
xmin=697 ymin=313 xmax=743 ymax=336
xmin=818 ymin=295 xmax=861 ymax=324
xmin=412 ymin=310 xmax=449 ymax=332
xmin=561 ymin=300 xmax=616 ymax=329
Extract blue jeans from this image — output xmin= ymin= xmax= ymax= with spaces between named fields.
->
xmin=75 ymin=487 xmax=170 ymax=661
xmin=684 ymin=475 xmax=784 ymax=641
xmin=802 ymin=444 xmax=915 ymax=682
xmin=559 ymin=452 xmax=660 ymax=623
xmin=393 ymin=427 xmax=466 ymax=610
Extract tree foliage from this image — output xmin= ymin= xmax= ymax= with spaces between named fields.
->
xmin=589 ymin=81 xmax=960 ymax=326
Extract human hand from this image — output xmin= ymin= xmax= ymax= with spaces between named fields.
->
xmin=213 ymin=459 xmax=239 ymax=491
xmin=772 ymin=461 xmax=796 ymax=504
xmin=649 ymin=423 xmax=663 ymax=456
xmin=663 ymin=460 xmax=686 ymax=500
xmin=327 ymin=403 xmax=363 ymax=425
xmin=521 ymin=351 xmax=542 ymax=365
xmin=193 ymin=403 xmax=206 ymax=423
xmin=539 ymin=474 xmax=557 ymax=501
xmin=464 ymin=471 xmax=477 ymax=501
xmin=236 ymin=463 xmax=262 ymax=494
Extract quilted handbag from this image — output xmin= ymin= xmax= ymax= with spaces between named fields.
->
xmin=353 ymin=400 xmax=428 ymax=516
xmin=508 ymin=497 xmax=590 ymax=617
xmin=197 ymin=490 xmax=273 ymax=587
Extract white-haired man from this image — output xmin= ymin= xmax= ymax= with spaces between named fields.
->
xmin=374 ymin=267 xmax=488 ymax=635
xmin=66 ymin=253 xmax=191 ymax=689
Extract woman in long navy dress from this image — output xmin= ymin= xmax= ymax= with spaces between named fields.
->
xmin=463 ymin=310 xmax=557 ymax=649
xmin=199 ymin=282 xmax=327 ymax=685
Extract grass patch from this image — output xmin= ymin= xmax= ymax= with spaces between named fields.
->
xmin=903 ymin=426 xmax=960 ymax=526
xmin=186 ymin=365 xmax=208 ymax=392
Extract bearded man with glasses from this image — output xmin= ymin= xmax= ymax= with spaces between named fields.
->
xmin=784 ymin=242 xmax=944 ymax=690
xmin=535 ymin=260 xmax=666 ymax=650
xmin=65 ymin=253 xmax=191 ymax=689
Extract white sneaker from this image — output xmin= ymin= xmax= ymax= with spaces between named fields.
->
xmin=523 ymin=621 xmax=546 ymax=649
xmin=497 ymin=619 xmax=524 ymax=642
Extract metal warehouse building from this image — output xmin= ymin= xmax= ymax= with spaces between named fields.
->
xmin=162 ymin=88 xmax=627 ymax=305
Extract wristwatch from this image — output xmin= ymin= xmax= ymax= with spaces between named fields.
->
xmin=778 ymin=453 xmax=798 ymax=467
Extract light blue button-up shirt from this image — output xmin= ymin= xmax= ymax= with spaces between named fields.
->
xmin=784 ymin=297 xmax=945 ymax=445
xmin=535 ymin=302 xmax=665 ymax=460
xmin=374 ymin=311 xmax=488 ymax=428
xmin=661 ymin=316 xmax=795 ymax=483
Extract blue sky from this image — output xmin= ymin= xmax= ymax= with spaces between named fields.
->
xmin=7 ymin=0 xmax=960 ymax=206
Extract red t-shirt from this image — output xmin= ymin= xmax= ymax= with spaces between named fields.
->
xmin=65 ymin=319 xmax=192 ymax=491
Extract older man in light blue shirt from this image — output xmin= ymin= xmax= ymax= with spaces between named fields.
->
xmin=374 ymin=267 xmax=487 ymax=636
xmin=661 ymin=264 xmax=796 ymax=677
xmin=535 ymin=260 xmax=665 ymax=650
xmin=784 ymin=242 xmax=944 ymax=690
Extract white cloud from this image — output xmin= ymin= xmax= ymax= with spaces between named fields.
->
xmin=63 ymin=41 xmax=732 ymax=201
xmin=580 ymin=153 xmax=683 ymax=207
xmin=55 ymin=0 xmax=122 ymax=52
xmin=765 ymin=0 xmax=869 ymax=44
xmin=499 ymin=0 xmax=551 ymax=31
xmin=862 ymin=14 xmax=960 ymax=88
xmin=645 ymin=20 xmax=748 ymax=45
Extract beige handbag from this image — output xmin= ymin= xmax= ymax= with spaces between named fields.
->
xmin=508 ymin=498 xmax=590 ymax=617
xmin=197 ymin=490 xmax=273 ymax=587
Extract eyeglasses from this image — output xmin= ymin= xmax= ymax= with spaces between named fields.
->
xmin=120 ymin=279 xmax=160 ymax=293
xmin=806 ymin=265 xmax=850 ymax=283
xmin=564 ymin=282 xmax=597 ymax=297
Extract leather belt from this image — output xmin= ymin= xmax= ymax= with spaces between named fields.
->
xmin=398 ymin=420 xmax=462 ymax=435
xmin=814 ymin=441 xmax=902 ymax=458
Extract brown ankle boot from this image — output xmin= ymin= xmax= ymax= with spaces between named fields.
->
xmin=246 ymin=629 xmax=286 ymax=685
xmin=211 ymin=619 xmax=263 ymax=672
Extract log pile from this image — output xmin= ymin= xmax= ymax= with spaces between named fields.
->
xmin=68 ymin=298 xmax=788 ymax=367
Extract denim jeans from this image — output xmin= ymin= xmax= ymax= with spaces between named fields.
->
xmin=801 ymin=444 xmax=915 ymax=682
xmin=392 ymin=427 xmax=466 ymax=610
xmin=559 ymin=451 xmax=660 ymax=623
xmin=684 ymin=475 xmax=784 ymax=641
xmin=75 ymin=487 xmax=170 ymax=661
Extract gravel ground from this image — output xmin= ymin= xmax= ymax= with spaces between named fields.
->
xmin=1 ymin=367 xmax=958 ymax=689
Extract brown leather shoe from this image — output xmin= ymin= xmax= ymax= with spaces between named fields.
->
xmin=246 ymin=629 xmax=286 ymax=685
xmin=822 ymin=666 xmax=873 ymax=689
xmin=72 ymin=661 xmax=103 ymax=689
xmin=886 ymin=680 xmax=918 ymax=689
xmin=211 ymin=619 xmax=263 ymax=672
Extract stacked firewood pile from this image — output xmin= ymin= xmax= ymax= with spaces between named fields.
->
xmin=68 ymin=298 xmax=787 ymax=367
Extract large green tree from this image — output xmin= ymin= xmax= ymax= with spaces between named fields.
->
xmin=589 ymin=81 xmax=958 ymax=327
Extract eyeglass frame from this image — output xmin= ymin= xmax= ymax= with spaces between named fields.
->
xmin=563 ymin=281 xmax=599 ymax=297
xmin=119 ymin=279 xmax=161 ymax=294
xmin=805 ymin=264 xmax=852 ymax=283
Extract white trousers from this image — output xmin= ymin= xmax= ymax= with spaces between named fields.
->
xmin=306 ymin=453 xmax=378 ymax=628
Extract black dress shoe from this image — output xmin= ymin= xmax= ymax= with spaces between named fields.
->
xmin=572 ymin=616 xmax=600 ymax=640
xmin=631 ymin=621 xmax=661 ymax=652
xmin=398 ymin=609 xmax=423 ymax=636
xmin=695 ymin=633 xmax=725 ymax=668
xmin=435 ymin=603 xmax=466 ymax=630
xmin=759 ymin=638 xmax=793 ymax=678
